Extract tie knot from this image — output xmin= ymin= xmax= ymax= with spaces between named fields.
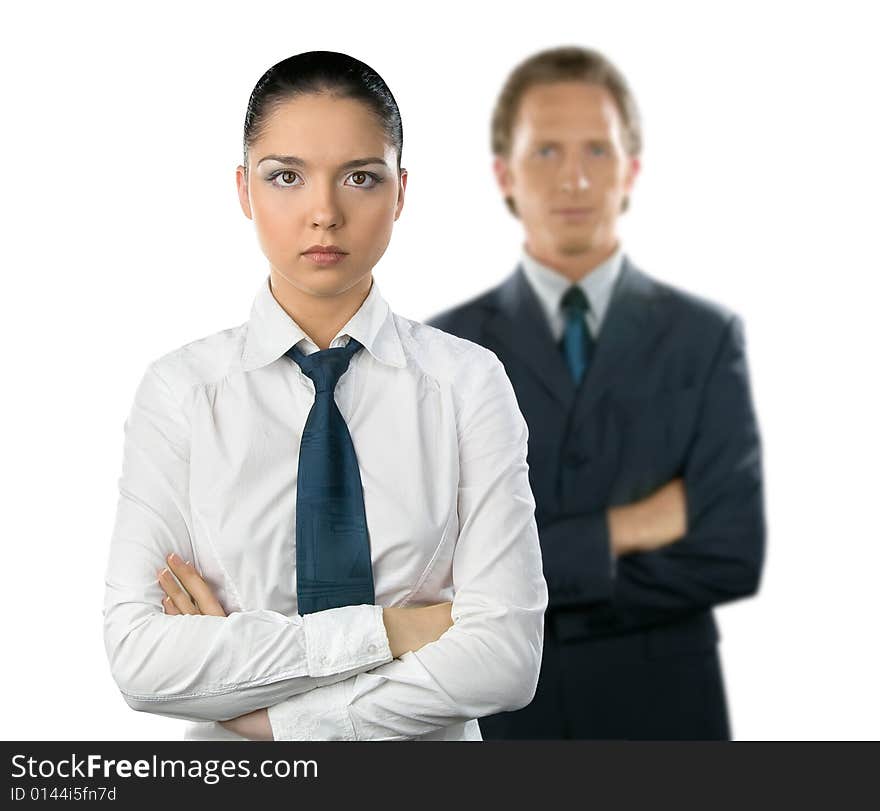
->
xmin=561 ymin=285 xmax=590 ymax=314
xmin=286 ymin=337 xmax=364 ymax=393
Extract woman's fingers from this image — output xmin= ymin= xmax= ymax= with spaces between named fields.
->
xmin=162 ymin=595 xmax=182 ymax=615
xmin=165 ymin=553 xmax=227 ymax=617
xmin=157 ymin=566 xmax=199 ymax=615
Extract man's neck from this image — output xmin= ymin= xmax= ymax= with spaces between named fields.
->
xmin=525 ymin=240 xmax=619 ymax=283
xmin=269 ymin=270 xmax=373 ymax=351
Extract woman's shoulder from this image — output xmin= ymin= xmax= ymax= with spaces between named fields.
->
xmin=392 ymin=313 xmax=505 ymax=387
xmin=393 ymin=313 xmax=522 ymax=433
xmin=144 ymin=321 xmax=249 ymax=396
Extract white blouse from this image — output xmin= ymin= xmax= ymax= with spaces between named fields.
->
xmin=102 ymin=275 xmax=547 ymax=740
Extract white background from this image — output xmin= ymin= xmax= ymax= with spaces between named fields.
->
xmin=2 ymin=1 xmax=878 ymax=740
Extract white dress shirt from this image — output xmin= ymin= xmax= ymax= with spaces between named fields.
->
xmin=520 ymin=242 xmax=624 ymax=340
xmin=103 ymin=275 xmax=548 ymax=741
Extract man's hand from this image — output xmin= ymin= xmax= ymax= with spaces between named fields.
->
xmin=158 ymin=552 xmax=272 ymax=739
xmin=608 ymin=478 xmax=688 ymax=556
xmin=382 ymin=602 xmax=454 ymax=658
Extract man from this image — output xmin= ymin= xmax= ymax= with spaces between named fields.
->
xmin=427 ymin=46 xmax=766 ymax=740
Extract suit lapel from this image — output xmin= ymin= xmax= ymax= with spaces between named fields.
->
xmin=482 ymin=256 xmax=665 ymax=422
xmin=484 ymin=265 xmax=577 ymax=411
xmin=570 ymin=255 xmax=664 ymax=432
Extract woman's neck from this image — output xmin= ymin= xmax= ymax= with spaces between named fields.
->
xmin=269 ymin=269 xmax=373 ymax=351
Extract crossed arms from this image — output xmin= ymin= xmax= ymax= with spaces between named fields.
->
xmin=539 ymin=314 xmax=766 ymax=633
xmin=155 ymin=552 xmax=456 ymax=739
xmin=103 ymin=351 xmax=548 ymax=740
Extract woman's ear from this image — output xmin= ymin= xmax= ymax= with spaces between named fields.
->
xmin=235 ymin=165 xmax=253 ymax=220
xmin=394 ymin=168 xmax=408 ymax=221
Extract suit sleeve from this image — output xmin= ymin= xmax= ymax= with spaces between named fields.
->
xmin=541 ymin=315 xmax=766 ymax=633
xmin=103 ymin=361 xmax=393 ymax=723
xmin=537 ymin=510 xmax=616 ymax=607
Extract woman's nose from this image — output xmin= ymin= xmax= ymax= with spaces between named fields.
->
xmin=308 ymin=183 xmax=343 ymax=229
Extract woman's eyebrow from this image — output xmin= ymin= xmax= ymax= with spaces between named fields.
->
xmin=257 ymin=154 xmax=389 ymax=170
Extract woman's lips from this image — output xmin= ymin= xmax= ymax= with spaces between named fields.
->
xmin=301 ymin=248 xmax=348 ymax=266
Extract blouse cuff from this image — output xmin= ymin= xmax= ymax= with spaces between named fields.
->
xmin=302 ymin=603 xmax=392 ymax=677
xmin=267 ymin=680 xmax=357 ymax=741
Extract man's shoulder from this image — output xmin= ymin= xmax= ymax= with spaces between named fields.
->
xmin=146 ymin=322 xmax=249 ymax=398
xmin=633 ymin=263 xmax=740 ymax=335
xmin=424 ymin=282 xmax=504 ymax=336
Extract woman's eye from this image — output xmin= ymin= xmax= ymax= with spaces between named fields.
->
xmin=589 ymin=144 xmax=607 ymax=156
xmin=345 ymin=171 xmax=378 ymax=188
xmin=271 ymin=170 xmax=302 ymax=187
xmin=537 ymin=146 xmax=557 ymax=158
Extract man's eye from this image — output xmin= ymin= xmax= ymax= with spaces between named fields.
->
xmin=345 ymin=171 xmax=379 ymax=188
xmin=271 ymin=170 xmax=302 ymax=187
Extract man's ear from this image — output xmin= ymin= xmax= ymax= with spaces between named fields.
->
xmin=235 ymin=165 xmax=253 ymax=220
xmin=493 ymin=155 xmax=513 ymax=197
xmin=624 ymin=155 xmax=641 ymax=196
xmin=493 ymin=154 xmax=519 ymax=217
xmin=394 ymin=168 xmax=408 ymax=221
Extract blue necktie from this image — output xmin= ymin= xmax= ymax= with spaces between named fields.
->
xmin=560 ymin=285 xmax=594 ymax=386
xmin=285 ymin=337 xmax=375 ymax=614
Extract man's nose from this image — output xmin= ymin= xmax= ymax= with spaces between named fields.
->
xmin=560 ymin=157 xmax=590 ymax=192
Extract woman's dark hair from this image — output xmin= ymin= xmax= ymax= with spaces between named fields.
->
xmin=242 ymin=51 xmax=403 ymax=174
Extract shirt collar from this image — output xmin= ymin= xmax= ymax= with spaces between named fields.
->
xmin=241 ymin=274 xmax=407 ymax=372
xmin=520 ymin=242 xmax=624 ymax=330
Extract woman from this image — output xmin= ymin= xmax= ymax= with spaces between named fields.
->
xmin=102 ymin=51 xmax=547 ymax=741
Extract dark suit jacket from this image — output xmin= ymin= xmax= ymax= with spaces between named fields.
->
xmin=427 ymin=255 xmax=765 ymax=739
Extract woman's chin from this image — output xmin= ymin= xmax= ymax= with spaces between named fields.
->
xmin=274 ymin=266 xmax=371 ymax=299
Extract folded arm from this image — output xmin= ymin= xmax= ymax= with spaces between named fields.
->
xmin=155 ymin=552 xmax=454 ymax=738
xmin=103 ymin=362 xmax=393 ymax=723
xmin=540 ymin=315 xmax=766 ymax=633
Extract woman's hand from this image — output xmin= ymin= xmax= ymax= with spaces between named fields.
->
xmin=382 ymin=601 xmax=454 ymax=658
xmin=217 ymin=708 xmax=274 ymax=741
xmin=157 ymin=552 xmax=227 ymax=617
xmin=157 ymin=552 xmax=273 ymax=739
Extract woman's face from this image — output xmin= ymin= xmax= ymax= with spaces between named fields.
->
xmin=236 ymin=92 xmax=406 ymax=298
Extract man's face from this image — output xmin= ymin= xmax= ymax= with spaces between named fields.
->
xmin=495 ymin=81 xmax=639 ymax=268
